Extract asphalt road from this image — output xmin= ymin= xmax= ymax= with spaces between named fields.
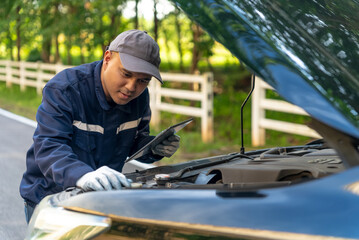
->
xmin=0 ymin=110 xmax=35 ymax=240
xmin=0 ymin=108 xmax=154 ymax=240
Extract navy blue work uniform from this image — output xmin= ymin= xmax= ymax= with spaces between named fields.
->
xmin=20 ymin=60 xmax=161 ymax=207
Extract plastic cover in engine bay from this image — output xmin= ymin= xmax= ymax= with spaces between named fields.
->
xmin=126 ymin=146 xmax=344 ymax=190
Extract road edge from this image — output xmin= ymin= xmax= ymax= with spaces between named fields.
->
xmin=0 ymin=108 xmax=37 ymax=128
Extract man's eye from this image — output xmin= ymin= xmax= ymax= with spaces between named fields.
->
xmin=121 ymin=72 xmax=131 ymax=78
xmin=139 ymin=79 xmax=150 ymax=84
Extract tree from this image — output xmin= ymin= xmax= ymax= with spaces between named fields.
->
xmin=0 ymin=0 xmax=219 ymax=74
xmin=134 ymin=0 xmax=140 ymax=29
xmin=89 ymin=0 xmax=129 ymax=57
xmin=174 ymin=5 xmax=185 ymax=72
xmin=0 ymin=0 xmax=20 ymax=60
xmin=190 ymin=23 xmax=214 ymax=74
xmin=153 ymin=0 xmax=159 ymax=42
xmin=0 ymin=0 xmax=25 ymax=61
xmin=34 ymin=0 xmax=63 ymax=63
xmin=16 ymin=5 xmax=21 ymax=61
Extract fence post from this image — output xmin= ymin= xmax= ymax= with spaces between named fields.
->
xmin=251 ymin=76 xmax=266 ymax=146
xmin=149 ymin=79 xmax=160 ymax=129
xmin=20 ymin=61 xmax=26 ymax=91
xmin=5 ymin=60 xmax=12 ymax=87
xmin=36 ymin=62 xmax=42 ymax=94
xmin=202 ymin=72 xmax=214 ymax=142
xmin=153 ymin=80 xmax=162 ymax=129
xmin=55 ymin=63 xmax=63 ymax=74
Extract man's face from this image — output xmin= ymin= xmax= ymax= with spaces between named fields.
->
xmin=101 ymin=51 xmax=152 ymax=105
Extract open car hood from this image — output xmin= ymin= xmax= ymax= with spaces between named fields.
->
xmin=171 ymin=0 xmax=359 ymax=142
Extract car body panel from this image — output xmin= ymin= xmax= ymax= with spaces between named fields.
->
xmin=171 ymin=0 xmax=359 ymax=140
xmin=60 ymin=166 xmax=359 ymax=239
xmin=92 ymin=215 xmax=352 ymax=240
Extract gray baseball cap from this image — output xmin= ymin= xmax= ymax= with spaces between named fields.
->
xmin=108 ymin=29 xmax=162 ymax=83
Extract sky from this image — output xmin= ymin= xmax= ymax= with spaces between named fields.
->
xmin=123 ymin=0 xmax=175 ymax=20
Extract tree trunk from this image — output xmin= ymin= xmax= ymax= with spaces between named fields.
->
xmin=16 ymin=6 xmax=21 ymax=61
xmin=134 ymin=0 xmax=139 ymax=29
xmin=110 ymin=12 xmax=121 ymax=41
xmin=66 ymin=36 xmax=72 ymax=65
xmin=153 ymin=0 xmax=159 ymax=42
xmin=174 ymin=6 xmax=184 ymax=72
xmin=80 ymin=29 xmax=88 ymax=64
xmin=80 ymin=46 xmax=85 ymax=64
xmin=40 ymin=7 xmax=51 ymax=63
xmin=190 ymin=23 xmax=202 ymax=74
xmin=55 ymin=34 xmax=61 ymax=63
xmin=41 ymin=37 xmax=51 ymax=63
xmin=54 ymin=3 xmax=61 ymax=63
xmin=102 ymin=45 xmax=107 ymax=56
xmin=7 ymin=28 xmax=14 ymax=61
xmin=163 ymin=28 xmax=173 ymax=69
xmin=190 ymin=24 xmax=203 ymax=107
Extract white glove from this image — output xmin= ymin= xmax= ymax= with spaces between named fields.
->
xmin=151 ymin=134 xmax=180 ymax=158
xmin=76 ymin=166 xmax=130 ymax=191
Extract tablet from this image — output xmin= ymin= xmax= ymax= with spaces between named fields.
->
xmin=125 ymin=118 xmax=193 ymax=163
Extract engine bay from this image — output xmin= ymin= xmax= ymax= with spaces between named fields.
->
xmin=125 ymin=140 xmax=344 ymax=191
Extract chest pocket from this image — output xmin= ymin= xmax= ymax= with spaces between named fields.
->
xmin=115 ymin=118 xmax=141 ymax=147
xmin=72 ymin=128 xmax=96 ymax=152
xmin=116 ymin=128 xmax=137 ymax=147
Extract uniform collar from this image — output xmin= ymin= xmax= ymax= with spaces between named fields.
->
xmin=94 ymin=60 xmax=132 ymax=113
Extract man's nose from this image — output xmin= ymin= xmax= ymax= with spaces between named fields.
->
xmin=125 ymin=78 xmax=136 ymax=92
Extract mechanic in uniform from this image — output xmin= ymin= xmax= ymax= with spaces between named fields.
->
xmin=19 ymin=29 xmax=180 ymax=223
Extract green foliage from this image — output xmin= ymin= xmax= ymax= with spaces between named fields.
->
xmin=0 ymin=0 xmax=238 ymax=74
xmin=27 ymin=48 xmax=42 ymax=62
xmin=214 ymin=91 xmax=250 ymax=144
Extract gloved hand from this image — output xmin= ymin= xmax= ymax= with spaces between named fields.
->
xmin=76 ymin=166 xmax=130 ymax=191
xmin=151 ymin=134 xmax=180 ymax=158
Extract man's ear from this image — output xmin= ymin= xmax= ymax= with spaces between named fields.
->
xmin=103 ymin=50 xmax=112 ymax=65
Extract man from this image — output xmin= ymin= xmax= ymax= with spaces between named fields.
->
xmin=19 ymin=29 xmax=180 ymax=222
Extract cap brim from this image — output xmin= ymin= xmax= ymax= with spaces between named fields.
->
xmin=119 ymin=53 xmax=163 ymax=84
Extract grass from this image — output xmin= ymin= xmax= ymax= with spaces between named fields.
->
xmin=0 ymin=82 xmax=41 ymax=120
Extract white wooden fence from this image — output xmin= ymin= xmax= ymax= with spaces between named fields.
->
xmin=149 ymin=72 xmax=213 ymax=142
xmin=251 ymin=77 xmax=321 ymax=146
xmin=0 ymin=60 xmax=213 ymax=142
xmin=0 ymin=60 xmax=73 ymax=94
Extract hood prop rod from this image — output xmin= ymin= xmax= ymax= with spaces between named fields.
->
xmin=240 ymin=74 xmax=256 ymax=154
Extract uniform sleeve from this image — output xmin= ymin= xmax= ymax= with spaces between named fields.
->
xmin=33 ymin=86 xmax=93 ymax=188
xmin=129 ymin=94 xmax=163 ymax=163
